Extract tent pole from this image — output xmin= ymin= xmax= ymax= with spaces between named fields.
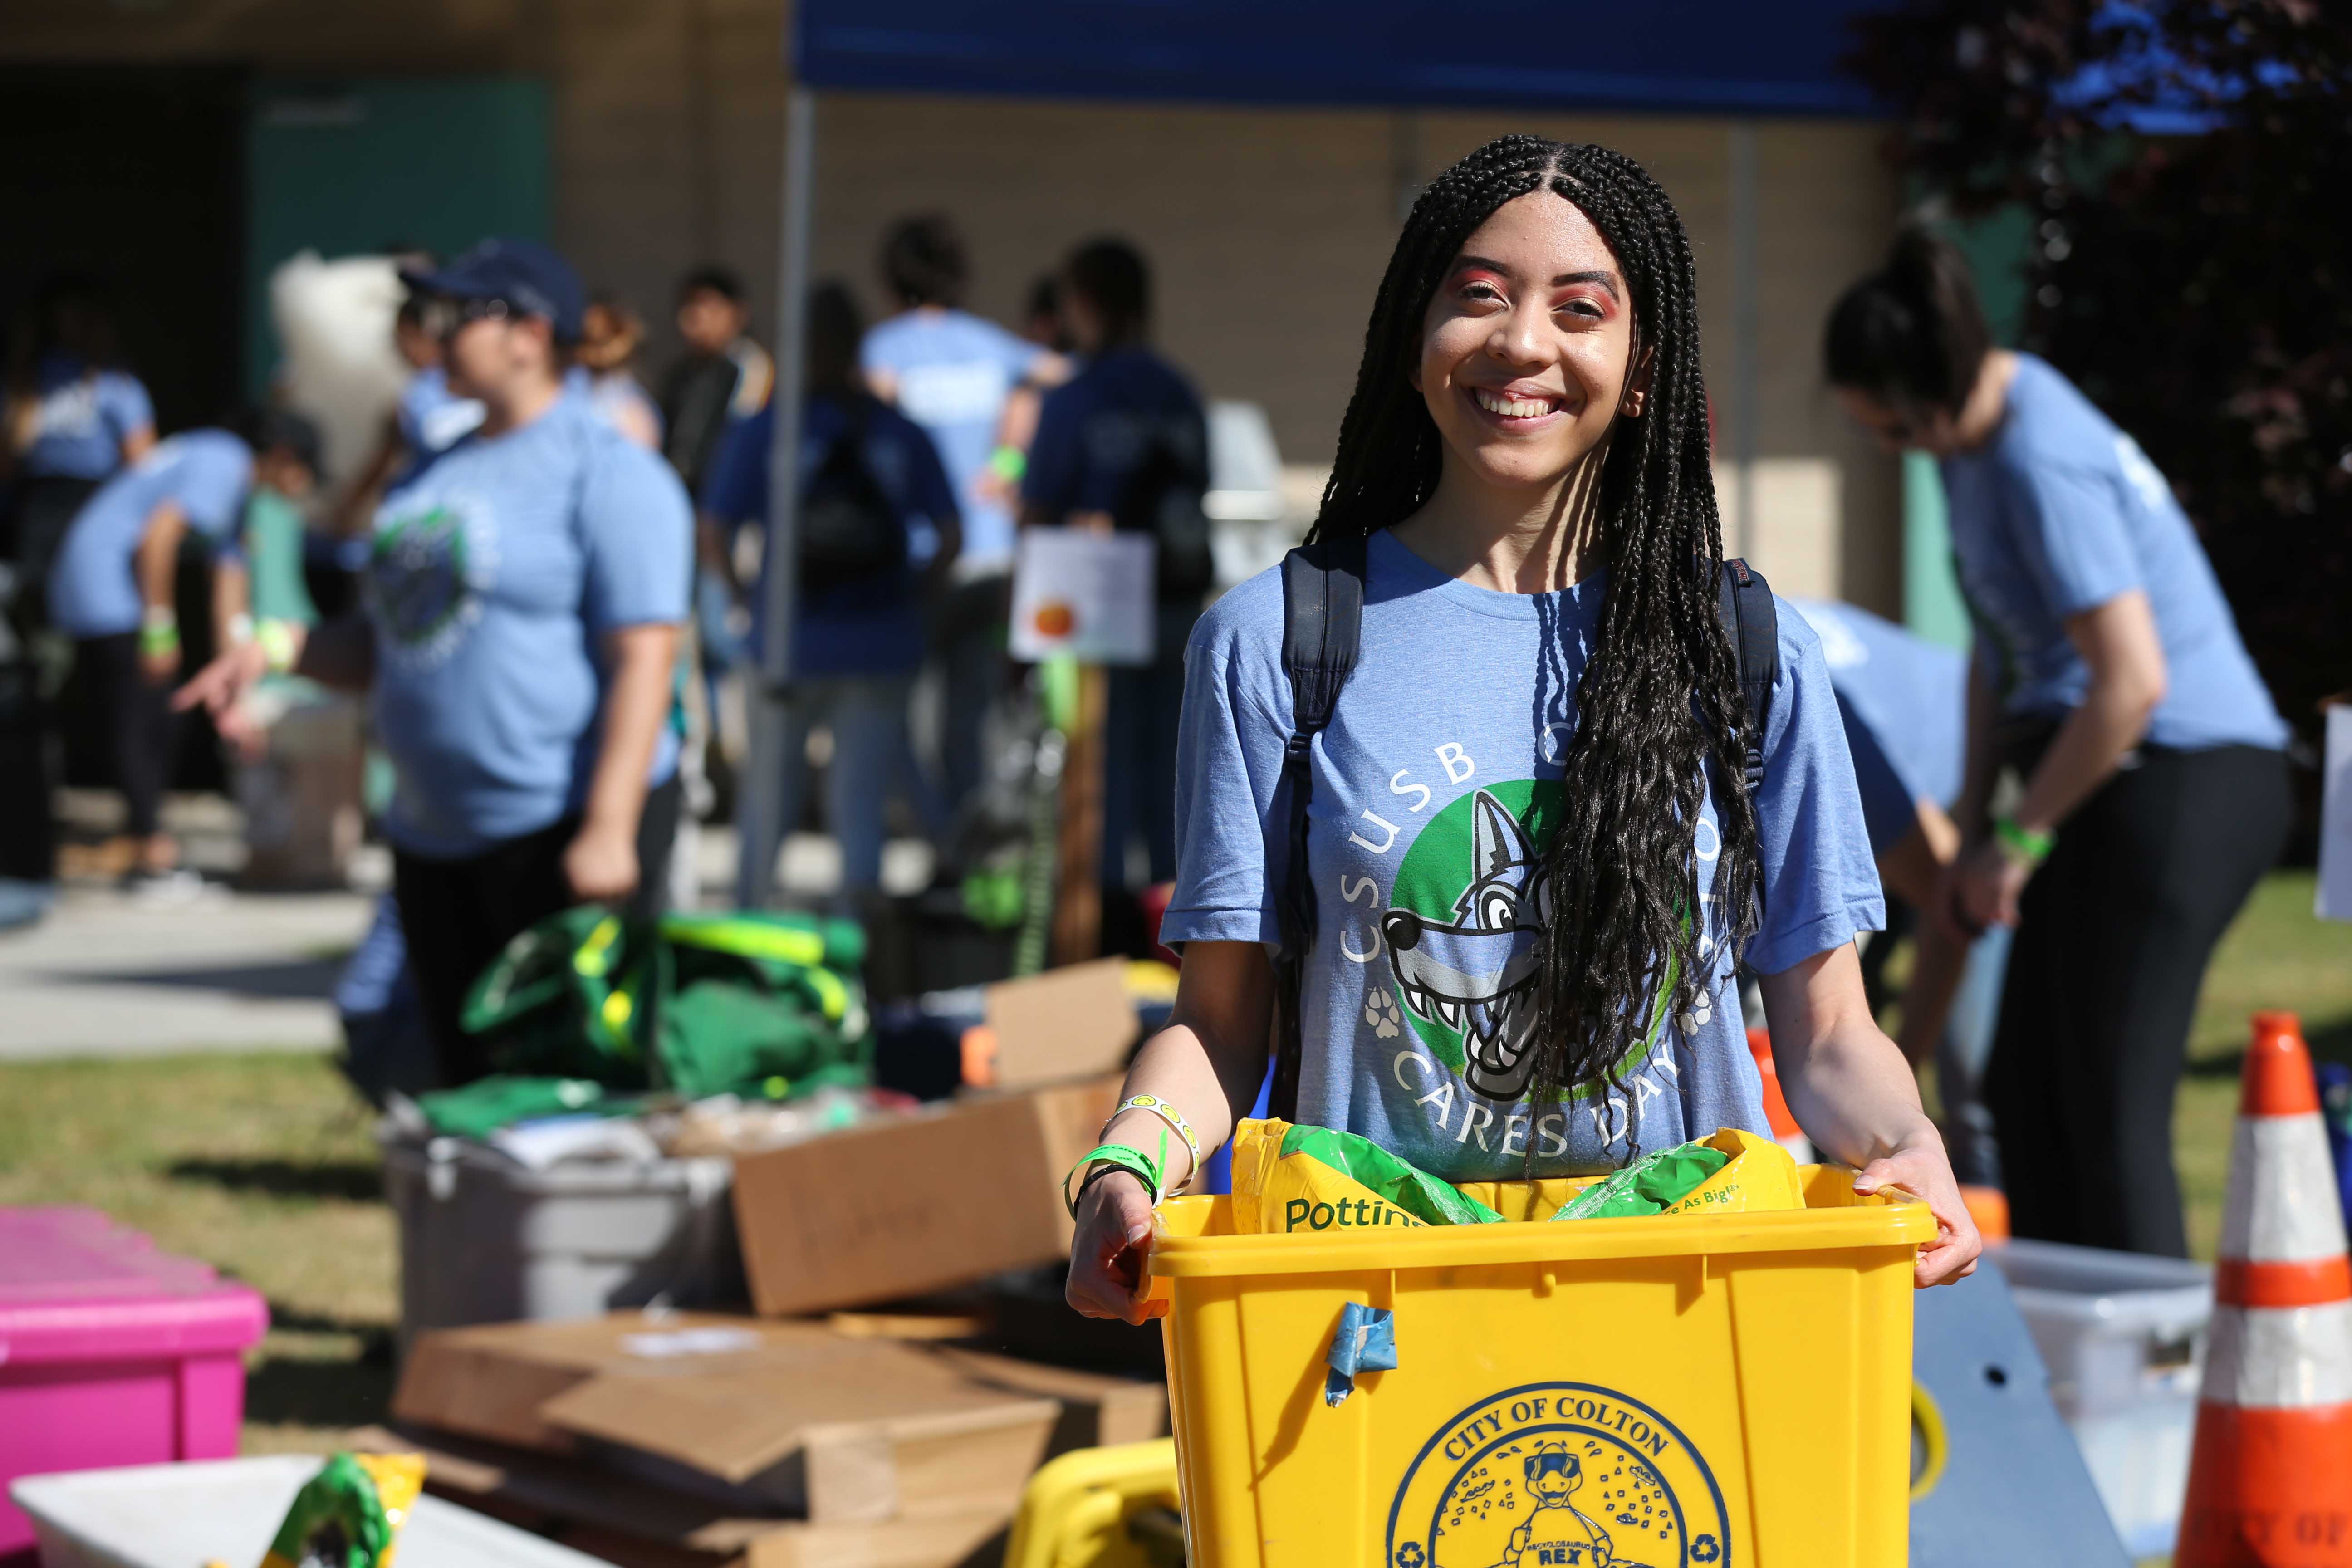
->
xmin=1728 ymin=119 xmax=1759 ymax=561
xmin=737 ymin=84 xmax=816 ymax=909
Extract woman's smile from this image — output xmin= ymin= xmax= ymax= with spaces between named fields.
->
xmin=1468 ymin=384 xmax=1569 ymax=429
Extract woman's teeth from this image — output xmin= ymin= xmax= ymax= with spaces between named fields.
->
xmin=1475 ymin=389 xmax=1558 ymax=419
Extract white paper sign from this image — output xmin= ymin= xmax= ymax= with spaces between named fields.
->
xmin=2319 ymin=704 xmax=2352 ymax=922
xmin=1009 ymin=528 xmax=1156 ymax=666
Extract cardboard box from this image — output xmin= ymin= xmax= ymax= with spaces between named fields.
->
xmin=350 ymin=1426 xmax=1011 ymax=1568
xmin=394 ymin=1314 xmax=1054 ymax=1523
xmin=392 ymin=1311 xmax=1166 ymax=1524
xmin=732 ymin=1077 xmax=1120 ymax=1318
xmin=975 ymin=960 xmax=1137 ymax=1090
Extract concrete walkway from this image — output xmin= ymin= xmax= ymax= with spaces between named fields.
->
xmin=0 ymin=884 xmax=374 ymax=1060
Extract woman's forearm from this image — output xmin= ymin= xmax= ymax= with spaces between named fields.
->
xmin=2011 ymin=590 xmax=2166 ymax=835
xmin=583 ymin=623 xmax=681 ymax=836
xmin=1095 ymin=943 xmax=1275 ymax=1194
xmin=136 ymin=502 xmax=188 ymax=615
xmin=1764 ymin=946 xmax=1935 ymax=1168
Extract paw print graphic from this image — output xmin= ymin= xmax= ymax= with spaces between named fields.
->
xmin=1678 ymin=995 xmax=1714 ymax=1034
xmin=1691 ymin=1533 xmax=1722 ymax=1563
xmin=1365 ymin=986 xmax=1403 ymax=1039
xmin=1394 ymin=1544 xmax=1425 ymax=1568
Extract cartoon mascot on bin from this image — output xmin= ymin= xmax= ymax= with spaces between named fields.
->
xmin=1499 ymin=1443 xmax=1612 ymax=1568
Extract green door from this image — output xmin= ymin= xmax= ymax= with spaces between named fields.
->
xmin=245 ymin=77 xmax=550 ymax=397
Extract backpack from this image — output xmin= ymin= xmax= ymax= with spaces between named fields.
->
xmin=1112 ymin=412 xmax=1217 ymax=601
xmin=798 ymin=400 xmax=906 ymax=595
xmin=1267 ymin=542 xmax=1779 ymax=1119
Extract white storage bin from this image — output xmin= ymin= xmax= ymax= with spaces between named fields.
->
xmin=12 ymin=1455 xmax=614 ymax=1568
xmin=382 ymin=1129 xmax=739 ymax=1351
xmin=1989 ymin=1238 xmax=2213 ymax=1559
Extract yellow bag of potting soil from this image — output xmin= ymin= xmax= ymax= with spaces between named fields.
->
xmin=1229 ymin=1118 xmax=1504 ymax=1234
xmin=1452 ymin=1176 xmax=1598 ymax=1221
xmin=1662 ymin=1127 xmax=1806 ymax=1215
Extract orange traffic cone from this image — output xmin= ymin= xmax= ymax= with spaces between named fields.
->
xmin=1745 ymin=1028 xmax=1813 ymax=1164
xmin=2177 ymin=1012 xmax=2352 ymax=1565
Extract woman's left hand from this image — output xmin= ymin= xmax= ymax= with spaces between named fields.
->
xmin=1952 ymin=839 xmax=2030 ymax=931
xmin=564 ymin=820 xmax=641 ymax=904
xmin=1851 ymin=1127 xmax=1982 ymax=1288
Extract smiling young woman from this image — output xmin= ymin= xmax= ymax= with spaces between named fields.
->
xmin=1063 ymin=136 xmax=1980 ymax=1323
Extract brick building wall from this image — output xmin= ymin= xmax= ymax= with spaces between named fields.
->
xmin=5 ymin=0 xmax=1901 ymax=605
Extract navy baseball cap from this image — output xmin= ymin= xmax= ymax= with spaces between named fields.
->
xmin=400 ymin=238 xmax=585 ymax=343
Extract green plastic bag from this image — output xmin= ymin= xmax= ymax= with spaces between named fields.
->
xmin=1552 ymin=1139 xmax=1730 ymax=1220
xmin=1271 ymin=1121 xmax=1506 ymax=1227
xmin=458 ymin=906 xmax=872 ymax=1102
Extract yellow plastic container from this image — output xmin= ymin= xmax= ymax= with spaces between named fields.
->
xmin=1005 ymin=1439 xmax=1183 ymax=1568
xmin=1141 ymin=1166 xmax=1931 ymax=1568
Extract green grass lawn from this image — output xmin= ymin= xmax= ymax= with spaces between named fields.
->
xmin=0 ymin=870 xmax=2345 ymax=1456
xmin=0 ymin=1052 xmax=396 ymax=1453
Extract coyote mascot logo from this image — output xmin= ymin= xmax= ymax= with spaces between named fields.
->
xmin=1381 ymin=788 xmax=1552 ymax=1101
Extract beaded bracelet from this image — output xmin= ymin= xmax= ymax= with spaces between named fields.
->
xmin=1103 ymin=1094 xmax=1201 ymax=1171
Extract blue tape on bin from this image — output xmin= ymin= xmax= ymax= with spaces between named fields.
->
xmin=1324 ymin=1302 xmax=1397 ymax=1407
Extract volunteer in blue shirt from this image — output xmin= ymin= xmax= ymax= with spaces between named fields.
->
xmin=863 ymin=214 xmax=1067 ymax=812
xmin=181 ymin=240 xmax=693 ymax=1086
xmin=4 ymin=279 xmax=157 ymax=617
xmin=1828 ymin=229 xmax=2293 ymax=1256
xmin=51 ymin=411 xmax=318 ymax=887
xmin=1022 ymin=238 xmax=1214 ymax=909
xmin=704 ymin=282 xmax=959 ymax=902
xmin=1794 ymin=598 xmax=2009 ymax=1186
xmin=1066 ymin=137 xmax=1978 ymax=1325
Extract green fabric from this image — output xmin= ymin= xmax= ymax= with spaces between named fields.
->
xmin=264 ymin=1452 xmax=391 ymax=1568
xmin=1277 ymin=1121 xmax=1505 ymax=1227
xmin=242 ymin=487 xmax=318 ymax=627
xmin=416 ymin=1075 xmax=633 ymax=1139
xmin=456 ymin=906 xmax=872 ymax=1110
xmin=1552 ymin=1141 xmax=1730 ymax=1220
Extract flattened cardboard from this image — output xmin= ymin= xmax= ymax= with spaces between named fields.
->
xmin=978 ymin=960 xmax=1136 ymax=1090
xmin=733 ymin=1078 xmax=1120 ymax=1318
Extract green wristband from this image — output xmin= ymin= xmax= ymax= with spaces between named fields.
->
xmin=1064 ymin=1142 xmax=1162 ymax=1217
xmin=138 ymin=619 xmax=181 ymax=657
xmin=988 ymin=444 xmax=1027 ymax=483
xmin=1993 ymin=815 xmax=2055 ymax=868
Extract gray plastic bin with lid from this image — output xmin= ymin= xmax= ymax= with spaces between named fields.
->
xmin=1989 ymin=1238 xmax=2214 ymax=1560
xmin=382 ymin=1131 xmax=740 ymax=1350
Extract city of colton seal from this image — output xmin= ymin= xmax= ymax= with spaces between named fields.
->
xmin=1386 ymin=1382 xmax=1730 ymax=1568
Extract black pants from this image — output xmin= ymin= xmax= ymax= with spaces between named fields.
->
xmin=392 ymin=773 xmax=682 ymax=1088
xmin=76 ymin=632 xmax=175 ymax=839
xmin=1985 ymin=742 xmax=2291 ymax=1256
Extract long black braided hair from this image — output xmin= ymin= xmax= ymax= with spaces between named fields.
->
xmin=1305 ymin=134 xmax=1763 ymax=1117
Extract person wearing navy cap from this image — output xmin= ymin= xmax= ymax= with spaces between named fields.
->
xmin=181 ymin=238 xmax=693 ymax=1086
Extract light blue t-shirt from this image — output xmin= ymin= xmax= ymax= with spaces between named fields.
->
xmin=47 ymin=431 xmax=251 ymax=638
xmin=395 ymin=367 xmax=486 ymax=463
xmin=22 ymin=358 xmax=154 ymax=481
xmin=1162 ymin=531 xmax=1885 ymax=1181
xmin=860 ymin=309 xmax=1043 ymax=578
xmin=1792 ymin=599 xmax=1968 ymax=858
xmin=366 ymin=390 xmax=692 ymax=858
xmin=1940 ymin=354 xmax=2286 ymax=752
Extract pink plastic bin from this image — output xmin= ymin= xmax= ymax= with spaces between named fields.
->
xmin=0 ymin=1208 xmax=268 ymax=1563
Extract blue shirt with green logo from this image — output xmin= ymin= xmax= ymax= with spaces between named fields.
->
xmin=366 ymin=388 xmax=690 ymax=858
xmin=1162 ymin=529 xmax=1883 ymax=1180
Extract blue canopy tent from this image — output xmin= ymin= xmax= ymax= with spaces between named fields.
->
xmin=739 ymin=0 xmax=1893 ymax=905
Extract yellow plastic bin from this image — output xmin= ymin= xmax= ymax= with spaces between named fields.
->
xmin=1141 ymin=1166 xmax=1932 ymax=1568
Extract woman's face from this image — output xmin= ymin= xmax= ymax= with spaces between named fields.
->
xmin=1834 ymin=387 xmax=1965 ymax=458
xmin=1415 ymin=189 xmax=1646 ymax=497
xmin=442 ymin=311 xmax=554 ymax=405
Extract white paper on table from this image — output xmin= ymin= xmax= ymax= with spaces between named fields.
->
xmin=2319 ymin=704 xmax=2352 ymax=921
xmin=1009 ymin=528 xmax=1156 ymax=666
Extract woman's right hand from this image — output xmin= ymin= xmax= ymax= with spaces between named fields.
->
xmin=173 ymin=639 xmax=267 ymax=719
xmin=1066 ymin=1169 xmax=1158 ymax=1324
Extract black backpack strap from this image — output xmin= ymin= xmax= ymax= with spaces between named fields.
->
xmin=1715 ymin=557 xmax=1778 ymax=796
xmin=1269 ymin=534 xmax=1367 ymax=1122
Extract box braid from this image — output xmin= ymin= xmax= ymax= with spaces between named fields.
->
xmin=1305 ymin=135 xmax=1763 ymax=1120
